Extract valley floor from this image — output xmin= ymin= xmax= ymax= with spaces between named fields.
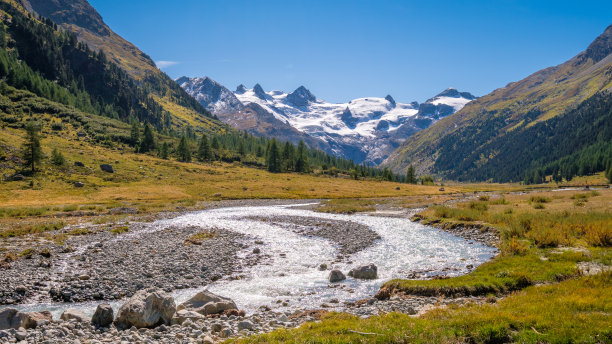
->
xmin=0 ymin=184 xmax=609 ymax=343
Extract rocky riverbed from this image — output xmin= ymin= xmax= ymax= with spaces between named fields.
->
xmin=0 ymin=200 xmax=498 ymax=343
xmin=244 ymin=216 xmax=380 ymax=255
xmin=0 ymin=224 xmax=254 ymax=305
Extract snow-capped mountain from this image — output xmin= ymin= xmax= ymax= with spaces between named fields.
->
xmin=177 ymin=76 xmax=476 ymax=164
xmin=176 ymin=76 xmax=243 ymax=115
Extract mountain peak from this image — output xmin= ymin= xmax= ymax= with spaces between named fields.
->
xmin=253 ymin=83 xmax=267 ymax=99
xmin=286 ymin=86 xmax=316 ymax=107
xmin=385 ymin=95 xmax=396 ymax=108
xmin=235 ymin=84 xmax=247 ymax=94
xmin=435 ymin=88 xmax=476 ymax=100
xmin=24 ymin=0 xmax=111 ymax=36
xmin=582 ymin=24 xmax=612 ymax=63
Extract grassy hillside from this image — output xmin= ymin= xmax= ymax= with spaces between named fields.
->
xmin=385 ymin=24 xmax=612 ymax=182
xmin=19 ymin=0 xmax=222 ymax=134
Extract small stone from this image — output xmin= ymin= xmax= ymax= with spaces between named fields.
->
xmin=74 ymin=182 xmax=84 ymax=188
xmin=252 ymin=248 xmax=260 ymax=254
xmin=237 ymin=320 xmax=253 ymax=331
xmin=328 ymin=270 xmax=346 ymax=283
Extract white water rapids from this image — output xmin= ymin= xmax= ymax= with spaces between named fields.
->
xmin=11 ymin=203 xmax=496 ymax=318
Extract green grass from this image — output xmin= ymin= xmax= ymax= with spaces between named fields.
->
xmin=110 ymin=226 xmax=129 ymax=235
xmin=230 ymin=272 xmax=612 ymax=344
xmin=317 ymin=198 xmax=377 ymax=214
xmin=184 ymin=230 xmax=216 ymax=245
xmin=379 ymin=250 xmax=582 ymax=297
xmin=0 ymin=221 xmax=65 ymax=238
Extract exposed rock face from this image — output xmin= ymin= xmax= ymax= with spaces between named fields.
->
xmin=114 ymin=288 xmax=176 ymax=329
xmin=328 ymin=270 xmax=346 ymax=283
xmin=91 ymin=303 xmax=114 ymax=327
xmin=348 ymin=264 xmax=378 ymax=280
xmin=176 ymin=76 xmax=244 ymax=115
xmin=177 ymin=290 xmax=237 ymax=316
xmin=60 ymin=309 xmax=89 ymax=322
xmin=286 ymin=86 xmax=316 ymax=107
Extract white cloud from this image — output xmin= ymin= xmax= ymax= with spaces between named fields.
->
xmin=156 ymin=60 xmax=179 ymax=69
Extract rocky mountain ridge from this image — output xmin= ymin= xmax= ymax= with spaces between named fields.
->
xmin=178 ymin=76 xmax=475 ymax=164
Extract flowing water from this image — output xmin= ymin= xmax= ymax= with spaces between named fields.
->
xmin=11 ymin=203 xmax=496 ymax=318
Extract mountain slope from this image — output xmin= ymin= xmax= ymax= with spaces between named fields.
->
xmin=20 ymin=0 xmax=221 ymax=134
xmin=179 ymin=76 xmax=475 ymax=164
xmin=384 ymin=24 xmax=612 ymax=180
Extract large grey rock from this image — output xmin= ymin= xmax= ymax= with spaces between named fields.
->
xmin=0 ymin=308 xmax=21 ymax=330
xmin=60 ymin=309 xmax=89 ymax=322
xmin=100 ymin=164 xmax=114 ymax=173
xmin=328 ymin=270 xmax=346 ymax=283
xmin=348 ymin=263 xmax=378 ymax=279
xmin=114 ymin=288 xmax=176 ymax=329
xmin=91 ymin=303 xmax=113 ymax=327
xmin=177 ymin=290 xmax=237 ymax=315
xmin=170 ymin=309 xmax=205 ymax=325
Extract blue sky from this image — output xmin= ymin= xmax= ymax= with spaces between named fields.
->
xmin=90 ymin=0 xmax=611 ymax=103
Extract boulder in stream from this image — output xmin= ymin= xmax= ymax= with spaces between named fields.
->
xmin=348 ymin=263 xmax=378 ymax=279
xmin=177 ymin=290 xmax=237 ymax=315
xmin=328 ymin=270 xmax=346 ymax=283
xmin=114 ymin=287 xmax=176 ymax=329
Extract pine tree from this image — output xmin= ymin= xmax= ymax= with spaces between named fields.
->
xmin=607 ymin=164 xmax=612 ymax=184
xmin=159 ymin=142 xmax=169 ymax=160
xmin=382 ymin=168 xmax=393 ymax=181
xmin=176 ymin=135 xmax=191 ymax=162
xmin=237 ymin=141 xmax=246 ymax=156
xmin=294 ymin=140 xmax=309 ymax=173
xmin=51 ymin=148 xmax=65 ymax=166
xmin=267 ymin=139 xmax=281 ymax=173
xmin=211 ymin=136 xmax=220 ymax=150
xmin=197 ymin=134 xmax=212 ymax=162
xmin=139 ymin=123 xmax=156 ymax=153
xmin=0 ymin=24 xmax=6 ymax=49
xmin=405 ymin=165 xmax=417 ymax=184
xmin=22 ymin=122 xmax=42 ymax=174
xmin=281 ymin=141 xmax=295 ymax=171
xmin=130 ymin=120 xmax=140 ymax=146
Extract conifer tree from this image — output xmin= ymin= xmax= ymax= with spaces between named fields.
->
xmin=281 ymin=141 xmax=295 ymax=171
xmin=211 ymin=136 xmax=220 ymax=150
xmin=22 ymin=122 xmax=42 ymax=174
xmin=197 ymin=134 xmax=212 ymax=162
xmin=294 ymin=140 xmax=309 ymax=173
xmin=139 ymin=123 xmax=156 ymax=153
xmin=130 ymin=120 xmax=140 ymax=146
xmin=176 ymin=135 xmax=191 ymax=162
xmin=159 ymin=142 xmax=169 ymax=160
xmin=267 ymin=139 xmax=281 ymax=173
xmin=51 ymin=148 xmax=65 ymax=166
xmin=405 ymin=165 xmax=417 ymax=184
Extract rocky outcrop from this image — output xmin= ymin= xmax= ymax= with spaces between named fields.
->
xmin=177 ymin=290 xmax=237 ymax=316
xmin=348 ymin=264 xmax=378 ymax=280
xmin=114 ymin=288 xmax=176 ymax=329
